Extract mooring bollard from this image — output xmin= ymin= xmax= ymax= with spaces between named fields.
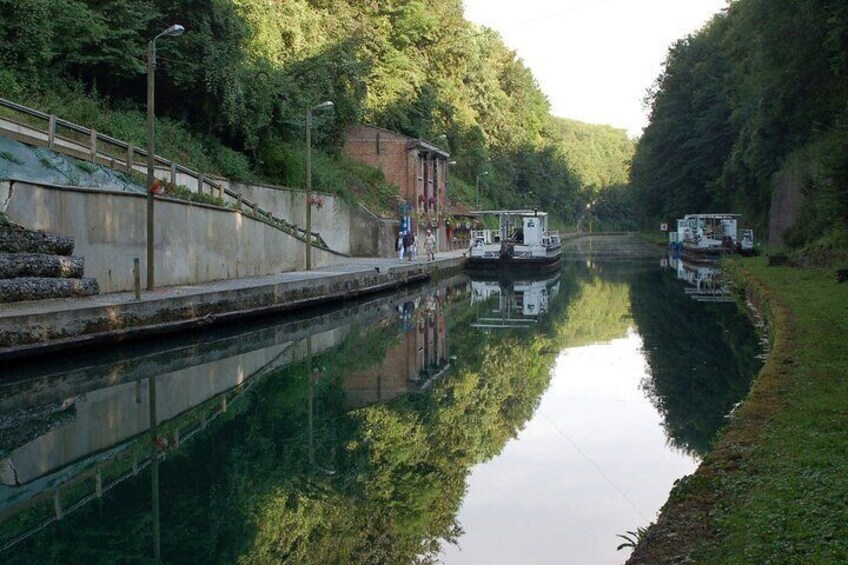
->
xmin=133 ymin=258 xmax=141 ymax=300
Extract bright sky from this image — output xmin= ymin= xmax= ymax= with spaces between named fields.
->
xmin=463 ymin=0 xmax=728 ymax=137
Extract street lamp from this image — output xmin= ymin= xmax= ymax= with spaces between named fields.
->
xmin=427 ymin=134 xmax=447 ymax=146
xmin=305 ymin=100 xmax=334 ymax=270
xmin=146 ymin=24 xmax=184 ymax=290
xmin=475 ymin=171 xmax=489 ymax=209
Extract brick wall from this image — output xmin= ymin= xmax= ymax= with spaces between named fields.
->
xmin=344 ymin=124 xmax=453 ymax=251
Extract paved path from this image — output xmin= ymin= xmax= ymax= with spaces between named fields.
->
xmin=0 ymin=250 xmax=467 ymax=359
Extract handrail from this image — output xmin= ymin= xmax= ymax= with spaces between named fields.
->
xmin=0 ymin=98 xmax=51 ymax=120
xmin=0 ymin=97 xmax=328 ymax=246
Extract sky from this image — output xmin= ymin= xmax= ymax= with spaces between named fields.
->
xmin=463 ymin=0 xmax=728 ymax=137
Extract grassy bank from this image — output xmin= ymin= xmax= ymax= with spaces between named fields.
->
xmin=629 ymin=257 xmax=848 ymax=563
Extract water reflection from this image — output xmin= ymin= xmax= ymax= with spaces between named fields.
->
xmin=0 ymin=262 xmax=761 ymax=563
xmin=442 ymin=262 xmax=761 ymax=563
xmin=666 ymin=253 xmax=734 ymax=303
xmin=470 ymin=273 xmax=561 ymax=329
xmin=0 ymin=277 xmax=466 ymax=562
xmin=630 ymin=262 xmax=763 ymax=456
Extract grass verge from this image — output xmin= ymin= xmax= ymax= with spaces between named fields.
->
xmin=628 ymin=256 xmax=848 ymax=563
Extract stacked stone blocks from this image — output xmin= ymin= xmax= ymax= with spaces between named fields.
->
xmin=0 ymin=227 xmax=99 ymax=303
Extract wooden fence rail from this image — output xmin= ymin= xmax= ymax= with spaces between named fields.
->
xmin=0 ymin=97 xmax=325 ymax=246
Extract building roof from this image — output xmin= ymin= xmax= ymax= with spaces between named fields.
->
xmin=346 ymin=124 xmax=450 ymax=158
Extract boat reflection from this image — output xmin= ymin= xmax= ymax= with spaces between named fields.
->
xmin=667 ymin=253 xmax=733 ymax=303
xmin=470 ymin=272 xmax=561 ymax=329
xmin=0 ymin=275 xmax=467 ymax=557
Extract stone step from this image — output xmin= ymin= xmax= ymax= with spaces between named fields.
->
xmin=0 ymin=253 xmax=84 ymax=279
xmin=0 ymin=227 xmax=74 ymax=256
xmin=0 ymin=277 xmax=99 ymax=303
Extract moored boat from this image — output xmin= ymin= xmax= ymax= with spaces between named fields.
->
xmin=669 ymin=213 xmax=755 ymax=260
xmin=467 ymin=210 xmax=562 ymax=273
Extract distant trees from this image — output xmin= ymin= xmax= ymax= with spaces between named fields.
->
xmin=0 ymin=0 xmax=636 ymax=224
xmin=632 ymin=0 xmax=848 ymax=247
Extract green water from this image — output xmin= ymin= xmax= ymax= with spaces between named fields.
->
xmin=0 ymin=261 xmax=761 ymax=563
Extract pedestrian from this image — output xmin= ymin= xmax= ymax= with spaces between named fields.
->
xmin=403 ymin=230 xmax=414 ymax=261
xmin=412 ymin=232 xmax=420 ymax=261
xmin=397 ymin=231 xmax=405 ymax=260
xmin=424 ymin=229 xmax=436 ymax=261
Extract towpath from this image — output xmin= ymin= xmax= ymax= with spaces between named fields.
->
xmin=0 ymin=250 xmax=467 ymax=361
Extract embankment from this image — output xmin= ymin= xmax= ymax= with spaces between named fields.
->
xmin=628 ymin=258 xmax=848 ymax=563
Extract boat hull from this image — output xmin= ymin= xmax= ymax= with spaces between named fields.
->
xmin=681 ymin=241 xmax=735 ymax=262
xmin=466 ymin=253 xmax=562 ymax=275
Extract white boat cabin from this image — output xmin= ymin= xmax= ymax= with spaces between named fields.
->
xmin=668 ymin=213 xmax=754 ymax=255
xmin=469 ymin=210 xmax=561 ymax=262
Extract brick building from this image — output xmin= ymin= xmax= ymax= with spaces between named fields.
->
xmin=343 ymin=124 xmax=451 ymax=252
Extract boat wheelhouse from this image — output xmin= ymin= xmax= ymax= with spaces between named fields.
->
xmin=467 ymin=210 xmax=562 ymax=273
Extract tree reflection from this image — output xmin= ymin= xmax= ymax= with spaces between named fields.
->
xmin=0 ymin=264 xmax=761 ymax=563
xmin=0 ymin=278 xmax=572 ymax=564
xmin=628 ymin=265 xmax=762 ymax=456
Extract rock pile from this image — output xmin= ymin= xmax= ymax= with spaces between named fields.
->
xmin=0 ymin=226 xmax=99 ymax=303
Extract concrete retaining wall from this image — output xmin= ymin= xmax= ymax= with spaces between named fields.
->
xmin=351 ymin=204 xmax=398 ymax=258
xmin=1 ymin=116 xmax=388 ymax=259
xmin=221 ymin=179 xmax=351 ymax=255
xmin=1 ymin=181 xmax=339 ymax=293
xmin=146 ymin=172 xmax=380 ymax=258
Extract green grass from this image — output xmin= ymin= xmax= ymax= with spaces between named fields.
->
xmin=633 ymin=257 xmax=848 ymax=562
xmin=74 ymin=160 xmax=98 ymax=174
xmin=692 ymin=259 xmax=848 ymax=562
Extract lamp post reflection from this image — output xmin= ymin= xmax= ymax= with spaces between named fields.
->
xmin=148 ymin=375 xmax=161 ymax=563
xmin=307 ymin=335 xmax=336 ymax=475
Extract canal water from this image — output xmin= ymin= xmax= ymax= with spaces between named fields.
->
xmin=0 ymin=259 xmax=761 ymax=564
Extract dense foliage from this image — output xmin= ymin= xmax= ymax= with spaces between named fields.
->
xmin=0 ymin=0 xmax=633 ymax=221
xmin=631 ymin=0 xmax=848 ymax=250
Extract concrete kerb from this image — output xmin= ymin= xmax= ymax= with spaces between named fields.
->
xmin=0 ymin=253 xmax=467 ymax=361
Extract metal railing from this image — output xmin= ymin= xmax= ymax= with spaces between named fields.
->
xmin=0 ymin=97 xmax=327 ymax=248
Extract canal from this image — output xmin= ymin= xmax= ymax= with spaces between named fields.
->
xmin=0 ymin=258 xmax=762 ymax=564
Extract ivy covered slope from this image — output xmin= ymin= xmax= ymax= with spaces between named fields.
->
xmin=0 ymin=0 xmax=631 ymax=222
xmin=631 ymin=0 xmax=848 ymax=257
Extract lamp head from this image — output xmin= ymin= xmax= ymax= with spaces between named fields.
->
xmin=164 ymin=24 xmax=185 ymax=37
xmin=153 ymin=24 xmax=185 ymax=42
xmin=312 ymin=101 xmax=334 ymax=111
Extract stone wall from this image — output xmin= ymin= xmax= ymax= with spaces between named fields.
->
xmin=1 ymin=181 xmax=342 ymax=293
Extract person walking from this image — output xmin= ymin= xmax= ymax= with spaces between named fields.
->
xmin=412 ymin=232 xmax=420 ymax=261
xmin=397 ymin=232 xmax=405 ymax=260
xmin=403 ymin=230 xmax=415 ymax=261
xmin=424 ymin=229 xmax=436 ymax=261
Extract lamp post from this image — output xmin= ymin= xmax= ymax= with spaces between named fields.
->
xmin=305 ymin=100 xmax=334 ymax=271
xmin=146 ymin=24 xmax=184 ymax=290
xmin=475 ymin=171 xmax=489 ymax=209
